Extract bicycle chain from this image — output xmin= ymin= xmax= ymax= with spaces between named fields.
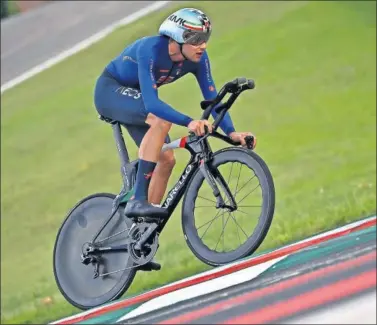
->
xmin=91 ymin=183 xmax=246 ymax=279
xmin=94 ymin=226 xmax=132 ymax=244
xmin=97 ymin=260 xmax=149 ymax=277
xmin=89 ymin=221 xmax=159 ymax=277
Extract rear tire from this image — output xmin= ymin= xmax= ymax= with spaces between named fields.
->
xmin=182 ymin=148 xmax=275 ymax=266
xmin=53 ymin=193 xmax=136 ymax=310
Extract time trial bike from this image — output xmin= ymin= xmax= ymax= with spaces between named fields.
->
xmin=53 ymin=77 xmax=275 ymax=310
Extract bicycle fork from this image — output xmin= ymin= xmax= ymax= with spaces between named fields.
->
xmin=199 ymin=159 xmax=237 ymax=211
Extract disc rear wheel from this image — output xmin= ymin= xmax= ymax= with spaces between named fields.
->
xmin=53 ymin=193 xmax=136 ymax=310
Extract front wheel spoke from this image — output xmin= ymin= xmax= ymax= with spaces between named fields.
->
xmin=199 ymin=209 xmax=224 ymax=240
xmin=230 ymin=212 xmax=249 ymax=239
xmin=214 ymin=212 xmax=231 ymax=251
xmin=195 ymin=205 xmax=216 ymax=208
xmin=222 ymin=212 xmax=225 ymax=252
xmin=235 ymin=216 xmax=242 ymax=246
xmin=197 ymin=210 xmax=223 ymax=230
xmin=234 ymin=175 xmax=257 ymax=197
xmin=226 ymin=162 xmax=234 ymax=189
xmin=220 ymin=177 xmax=259 ymax=208
xmin=235 ymin=209 xmax=249 ymax=215
xmin=229 ymin=211 xmax=242 ymax=246
xmin=238 ymin=205 xmax=262 ymax=208
xmin=234 ymin=163 xmax=243 ymax=199
xmin=237 ymin=184 xmax=261 ymax=205
xmin=197 ymin=195 xmax=217 ymax=204
xmin=201 ymin=209 xmax=224 ymax=240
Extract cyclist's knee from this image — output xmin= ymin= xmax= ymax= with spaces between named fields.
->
xmin=160 ymin=149 xmax=176 ymax=170
xmin=146 ymin=114 xmax=172 ymax=133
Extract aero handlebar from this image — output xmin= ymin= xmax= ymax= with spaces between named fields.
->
xmin=194 ymin=77 xmax=256 ymax=150
xmin=200 ymin=77 xmax=255 ymax=130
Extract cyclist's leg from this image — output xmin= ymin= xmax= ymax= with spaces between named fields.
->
xmin=129 ymin=114 xmax=171 ymax=204
xmin=94 ymin=71 xmax=172 ymax=215
xmin=124 ymin=124 xmax=175 ymax=205
xmin=148 ymin=146 xmax=175 ymax=205
xmin=124 ymin=119 xmax=171 ymax=216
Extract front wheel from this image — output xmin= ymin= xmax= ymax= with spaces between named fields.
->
xmin=182 ymin=148 xmax=275 ymax=266
xmin=53 ymin=193 xmax=137 ymax=310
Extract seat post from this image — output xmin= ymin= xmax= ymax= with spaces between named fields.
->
xmin=111 ymin=122 xmax=132 ymax=191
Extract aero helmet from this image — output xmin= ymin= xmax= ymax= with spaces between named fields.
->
xmin=159 ymin=8 xmax=212 ymax=45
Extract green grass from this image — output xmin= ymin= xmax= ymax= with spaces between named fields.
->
xmin=1 ymin=1 xmax=376 ymax=323
xmin=3 ymin=0 xmax=20 ymax=17
xmin=3 ymin=1 xmax=53 ymax=18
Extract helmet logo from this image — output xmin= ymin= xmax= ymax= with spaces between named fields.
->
xmin=168 ymin=13 xmax=210 ymax=32
xmin=200 ymin=15 xmax=211 ymax=32
xmin=168 ymin=14 xmax=186 ymax=26
xmin=203 ymin=21 xmax=210 ymax=32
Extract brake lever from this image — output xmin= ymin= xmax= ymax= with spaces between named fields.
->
xmin=196 ymin=125 xmax=211 ymax=144
xmin=226 ymin=135 xmax=254 ymax=150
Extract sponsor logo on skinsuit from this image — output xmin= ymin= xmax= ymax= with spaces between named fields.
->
xmin=144 ymin=172 xmax=153 ymax=180
xmin=157 ymin=76 xmax=175 ymax=85
xmin=205 ymin=58 xmax=213 ymax=83
xmin=122 ymin=56 xmax=137 ymax=63
xmin=116 ymin=87 xmax=142 ymax=99
xmin=149 ymin=58 xmax=156 ymax=83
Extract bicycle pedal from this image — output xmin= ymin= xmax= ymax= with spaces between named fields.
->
xmin=137 ymin=261 xmax=161 ymax=272
xmin=145 ymin=216 xmax=162 ymax=223
xmin=134 ymin=216 xmax=161 ymax=224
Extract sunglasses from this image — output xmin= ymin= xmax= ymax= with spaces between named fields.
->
xmin=183 ymin=30 xmax=212 ymax=46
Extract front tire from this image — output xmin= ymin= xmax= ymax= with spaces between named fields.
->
xmin=182 ymin=148 xmax=275 ymax=266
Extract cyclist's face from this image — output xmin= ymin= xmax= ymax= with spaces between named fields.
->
xmin=183 ymin=42 xmax=207 ymax=62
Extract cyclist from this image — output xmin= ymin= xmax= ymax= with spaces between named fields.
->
xmin=94 ymin=8 xmax=256 ymax=219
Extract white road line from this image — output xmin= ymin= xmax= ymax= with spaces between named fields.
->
xmin=0 ymin=1 xmax=171 ymax=94
xmin=117 ymin=256 xmax=287 ymax=322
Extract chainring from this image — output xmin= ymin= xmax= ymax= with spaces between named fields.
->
xmin=128 ymin=222 xmax=159 ymax=265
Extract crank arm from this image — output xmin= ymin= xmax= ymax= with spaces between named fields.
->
xmin=199 ymin=161 xmax=225 ymax=208
xmin=134 ymin=223 xmax=158 ymax=251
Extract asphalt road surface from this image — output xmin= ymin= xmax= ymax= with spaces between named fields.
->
xmin=1 ymin=1 xmax=168 ymax=85
xmin=118 ymin=229 xmax=377 ymax=324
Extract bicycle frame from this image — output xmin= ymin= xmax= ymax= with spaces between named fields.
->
xmin=91 ymin=77 xmax=255 ymax=243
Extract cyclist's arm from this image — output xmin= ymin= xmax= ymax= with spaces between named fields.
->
xmin=194 ymin=52 xmax=236 ymax=135
xmin=137 ymin=43 xmax=193 ymax=127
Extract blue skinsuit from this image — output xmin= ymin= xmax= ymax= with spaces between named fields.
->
xmin=94 ymin=35 xmax=235 ymax=145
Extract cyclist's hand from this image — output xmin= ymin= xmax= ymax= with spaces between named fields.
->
xmin=229 ymin=131 xmax=257 ymax=149
xmin=188 ymin=120 xmax=213 ymax=136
